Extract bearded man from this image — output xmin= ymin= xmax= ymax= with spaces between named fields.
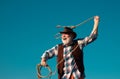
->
xmin=40 ymin=16 xmax=100 ymax=79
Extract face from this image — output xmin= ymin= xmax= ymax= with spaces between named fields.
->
xmin=61 ymin=33 xmax=73 ymax=45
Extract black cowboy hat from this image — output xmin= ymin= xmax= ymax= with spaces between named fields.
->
xmin=60 ymin=27 xmax=77 ymax=39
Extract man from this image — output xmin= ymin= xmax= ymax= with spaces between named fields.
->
xmin=40 ymin=16 xmax=100 ymax=79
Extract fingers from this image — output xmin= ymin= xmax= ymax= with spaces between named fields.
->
xmin=41 ymin=61 xmax=47 ymax=66
xmin=94 ymin=16 xmax=100 ymax=20
xmin=41 ymin=58 xmax=47 ymax=66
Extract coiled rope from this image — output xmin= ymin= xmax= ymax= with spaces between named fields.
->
xmin=37 ymin=64 xmax=52 ymax=79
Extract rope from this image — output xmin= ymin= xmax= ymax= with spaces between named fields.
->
xmin=56 ymin=16 xmax=94 ymax=29
xmin=55 ymin=16 xmax=94 ymax=39
xmin=37 ymin=64 xmax=52 ymax=79
xmin=74 ymin=16 xmax=94 ymax=27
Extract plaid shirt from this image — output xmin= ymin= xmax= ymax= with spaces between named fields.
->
xmin=41 ymin=33 xmax=97 ymax=79
xmin=62 ymin=46 xmax=81 ymax=79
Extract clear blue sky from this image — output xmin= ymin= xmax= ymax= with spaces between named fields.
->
xmin=0 ymin=0 xmax=120 ymax=79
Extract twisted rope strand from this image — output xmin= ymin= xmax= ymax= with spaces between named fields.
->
xmin=75 ymin=16 xmax=94 ymax=27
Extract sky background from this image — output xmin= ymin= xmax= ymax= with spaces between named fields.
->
xmin=0 ymin=0 xmax=120 ymax=79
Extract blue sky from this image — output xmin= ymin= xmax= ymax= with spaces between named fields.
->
xmin=0 ymin=0 xmax=120 ymax=79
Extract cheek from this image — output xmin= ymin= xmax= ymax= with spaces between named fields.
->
xmin=61 ymin=35 xmax=64 ymax=38
xmin=61 ymin=34 xmax=70 ymax=38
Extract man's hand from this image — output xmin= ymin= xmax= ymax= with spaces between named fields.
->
xmin=94 ymin=16 xmax=100 ymax=23
xmin=41 ymin=58 xmax=47 ymax=66
xmin=91 ymin=16 xmax=100 ymax=35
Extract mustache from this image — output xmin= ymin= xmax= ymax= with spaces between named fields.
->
xmin=62 ymin=38 xmax=67 ymax=40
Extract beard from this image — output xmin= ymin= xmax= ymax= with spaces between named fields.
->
xmin=62 ymin=37 xmax=72 ymax=45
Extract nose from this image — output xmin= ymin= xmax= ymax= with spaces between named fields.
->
xmin=61 ymin=34 xmax=66 ymax=38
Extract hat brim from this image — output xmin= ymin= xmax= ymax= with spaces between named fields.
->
xmin=60 ymin=31 xmax=77 ymax=39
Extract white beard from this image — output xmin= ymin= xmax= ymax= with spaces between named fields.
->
xmin=62 ymin=37 xmax=72 ymax=45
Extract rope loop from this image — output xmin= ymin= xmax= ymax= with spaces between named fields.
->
xmin=37 ymin=64 xmax=52 ymax=79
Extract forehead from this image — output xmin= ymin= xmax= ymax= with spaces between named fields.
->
xmin=61 ymin=33 xmax=71 ymax=36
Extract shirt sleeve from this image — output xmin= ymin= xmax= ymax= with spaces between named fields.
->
xmin=77 ymin=32 xmax=98 ymax=49
xmin=41 ymin=45 xmax=58 ymax=60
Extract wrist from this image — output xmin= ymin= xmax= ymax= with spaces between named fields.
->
xmin=41 ymin=58 xmax=46 ymax=62
xmin=94 ymin=21 xmax=99 ymax=25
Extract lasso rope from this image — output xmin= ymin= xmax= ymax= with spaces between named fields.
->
xmin=74 ymin=16 xmax=94 ymax=27
xmin=37 ymin=64 xmax=52 ymax=79
xmin=55 ymin=16 xmax=94 ymax=39
xmin=37 ymin=16 xmax=94 ymax=79
xmin=56 ymin=16 xmax=94 ymax=29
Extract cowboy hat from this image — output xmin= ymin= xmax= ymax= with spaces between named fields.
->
xmin=60 ymin=27 xmax=77 ymax=39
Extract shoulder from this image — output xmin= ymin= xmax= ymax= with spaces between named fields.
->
xmin=57 ymin=43 xmax=64 ymax=49
xmin=74 ymin=38 xmax=84 ymax=45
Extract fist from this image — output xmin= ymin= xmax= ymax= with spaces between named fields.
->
xmin=41 ymin=58 xmax=47 ymax=66
xmin=94 ymin=16 xmax=100 ymax=22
